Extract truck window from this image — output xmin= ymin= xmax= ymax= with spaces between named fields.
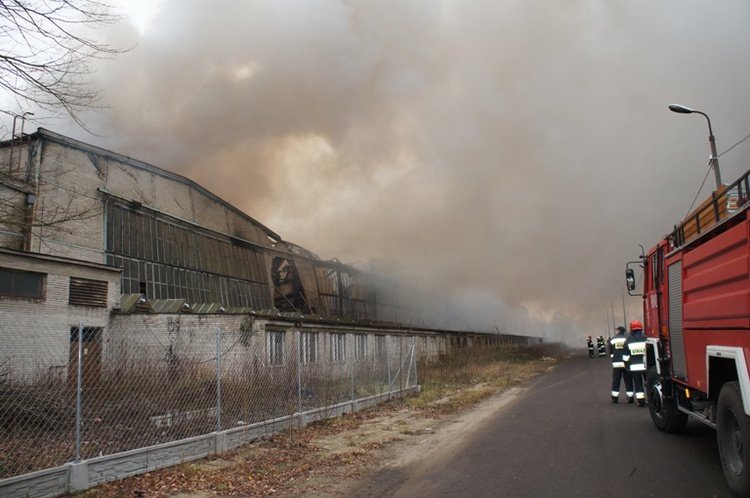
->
xmin=650 ymin=250 xmax=663 ymax=291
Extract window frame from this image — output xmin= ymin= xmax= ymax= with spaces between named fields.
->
xmin=266 ymin=330 xmax=285 ymax=366
xmin=0 ymin=268 xmax=45 ymax=300
xmin=354 ymin=334 xmax=367 ymax=360
xmin=330 ymin=333 xmax=346 ymax=363
xmin=299 ymin=332 xmax=319 ymax=365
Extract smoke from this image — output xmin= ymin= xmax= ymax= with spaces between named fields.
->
xmin=45 ymin=0 xmax=750 ymax=343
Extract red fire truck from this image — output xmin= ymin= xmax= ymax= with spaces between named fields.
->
xmin=626 ymin=175 xmax=750 ymax=495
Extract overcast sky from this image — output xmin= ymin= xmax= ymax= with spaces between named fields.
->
xmin=12 ymin=1 xmax=750 ymax=343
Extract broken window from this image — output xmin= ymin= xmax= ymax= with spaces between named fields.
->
xmin=314 ymin=265 xmax=370 ymax=320
xmin=272 ymin=257 xmax=309 ymax=312
xmin=105 ymin=202 xmax=271 ymax=308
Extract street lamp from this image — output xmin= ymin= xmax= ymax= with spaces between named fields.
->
xmin=669 ymin=104 xmax=722 ymax=190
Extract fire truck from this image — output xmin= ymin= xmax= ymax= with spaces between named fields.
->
xmin=626 ymin=173 xmax=750 ymax=495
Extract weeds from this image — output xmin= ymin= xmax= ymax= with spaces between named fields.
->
xmin=83 ymin=341 xmax=567 ymax=498
xmin=409 ymin=342 xmax=565 ymax=413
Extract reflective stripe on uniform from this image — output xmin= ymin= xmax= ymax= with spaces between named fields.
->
xmin=611 ymin=337 xmax=626 ymax=349
xmin=628 ymin=342 xmax=646 ymax=355
xmin=612 ymin=361 xmax=625 ymax=368
xmin=630 ymin=364 xmax=646 ymax=372
xmin=626 ymin=391 xmax=633 ymax=397
xmin=636 ymin=392 xmax=645 ymax=399
xmin=611 ymin=391 xmax=619 ymax=397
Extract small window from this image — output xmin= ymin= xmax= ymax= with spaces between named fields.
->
xmin=69 ymin=278 xmax=108 ymax=307
xmin=300 ymin=332 xmax=318 ymax=365
xmin=0 ymin=268 xmax=44 ymax=299
xmin=354 ymin=334 xmax=367 ymax=360
xmin=267 ymin=330 xmax=285 ymax=366
xmin=375 ymin=335 xmax=387 ymax=360
xmin=331 ymin=333 xmax=346 ymax=363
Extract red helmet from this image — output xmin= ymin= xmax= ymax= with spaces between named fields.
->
xmin=629 ymin=319 xmax=643 ymax=331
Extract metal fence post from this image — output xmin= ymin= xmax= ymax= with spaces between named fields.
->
xmin=296 ymin=330 xmax=302 ymax=422
xmin=405 ymin=340 xmax=415 ymax=388
xmin=387 ymin=336 xmax=392 ymax=397
xmin=411 ymin=337 xmax=418 ymax=387
xmin=216 ymin=326 xmax=222 ymax=432
xmin=350 ymin=333 xmax=355 ymax=401
xmin=75 ymin=321 xmax=83 ymax=463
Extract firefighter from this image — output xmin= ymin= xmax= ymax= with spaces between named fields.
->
xmin=609 ymin=326 xmax=633 ymax=403
xmin=586 ymin=336 xmax=595 ymax=358
xmin=597 ymin=336 xmax=606 ymax=357
xmin=623 ymin=319 xmax=647 ymax=406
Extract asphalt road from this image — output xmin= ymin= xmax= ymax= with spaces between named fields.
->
xmin=351 ymin=350 xmax=732 ymax=498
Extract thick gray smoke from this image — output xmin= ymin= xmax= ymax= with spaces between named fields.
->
xmin=42 ymin=1 xmax=750 ymax=343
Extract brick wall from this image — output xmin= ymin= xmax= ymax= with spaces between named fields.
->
xmin=0 ymin=249 xmax=120 ymax=381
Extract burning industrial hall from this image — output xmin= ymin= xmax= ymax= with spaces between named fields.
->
xmin=0 ymin=127 xmax=541 ymax=497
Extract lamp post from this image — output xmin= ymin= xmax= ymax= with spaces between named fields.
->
xmin=669 ymin=104 xmax=722 ymax=190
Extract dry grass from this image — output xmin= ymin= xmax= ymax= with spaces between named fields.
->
xmin=81 ymin=342 xmax=567 ymax=498
xmin=410 ymin=342 xmax=562 ymax=413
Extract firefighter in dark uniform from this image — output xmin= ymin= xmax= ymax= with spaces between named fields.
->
xmin=609 ymin=326 xmax=633 ymax=403
xmin=623 ymin=319 xmax=647 ymax=406
xmin=586 ymin=336 xmax=595 ymax=358
xmin=597 ymin=336 xmax=606 ymax=357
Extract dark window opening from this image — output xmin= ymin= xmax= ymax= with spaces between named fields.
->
xmin=0 ymin=268 xmax=44 ymax=299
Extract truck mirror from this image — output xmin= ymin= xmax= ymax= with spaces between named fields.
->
xmin=626 ymin=269 xmax=636 ymax=291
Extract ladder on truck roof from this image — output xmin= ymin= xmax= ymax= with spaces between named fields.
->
xmin=669 ymin=168 xmax=750 ymax=250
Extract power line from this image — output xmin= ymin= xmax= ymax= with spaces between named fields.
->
xmin=684 ymin=159 xmax=713 ymax=218
xmin=719 ymin=132 xmax=750 ymax=158
xmin=683 ymin=130 xmax=750 ymax=216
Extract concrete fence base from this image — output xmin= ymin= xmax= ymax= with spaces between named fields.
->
xmin=0 ymin=386 xmax=419 ymax=498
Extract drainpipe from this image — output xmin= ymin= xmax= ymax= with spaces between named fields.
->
xmin=28 ymin=136 xmax=43 ymax=252
xmin=21 ymin=192 xmax=35 ymax=251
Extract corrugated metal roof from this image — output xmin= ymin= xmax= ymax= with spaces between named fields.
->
xmin=191 ymin=302 xmax=225 ymax=314
xmin=150 ymin=299 xmax=188 ymax=313
xmin=119 ymin=294 xmax=142 ymax=313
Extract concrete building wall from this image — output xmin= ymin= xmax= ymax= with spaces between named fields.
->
xmin=226 ymin=209 xmax=268 ymax=247
xmin=106 ymin=313 xmax=261 ymax=372
xmin=7 ymin=130 xmax=277 ymax=267
xmin=0 ymin=185 xmax=25 ymax=250
xmin=148 ymin=173 xmax=193 ymax=223
xmin=31 ymin=141 xmax=105 ymax=262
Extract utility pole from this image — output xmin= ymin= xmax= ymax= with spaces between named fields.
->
xmin=669 ymin=104 xmax=723 ymax=190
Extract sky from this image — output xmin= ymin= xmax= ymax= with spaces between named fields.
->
xmin=6 ymin=1 xmax=750 ymax=344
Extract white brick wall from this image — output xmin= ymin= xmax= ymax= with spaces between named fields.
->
xmin=0 ymin=249 xmax=119 ymax=381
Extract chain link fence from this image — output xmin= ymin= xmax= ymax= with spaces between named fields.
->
xmin=0 ymin=316 xmax=417 ymax=482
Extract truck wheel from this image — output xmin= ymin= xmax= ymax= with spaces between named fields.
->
xmin=717 ymin=381 xmax=750 ymax=497
xmin=646 ymin=366 xmax=688 ymax=434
